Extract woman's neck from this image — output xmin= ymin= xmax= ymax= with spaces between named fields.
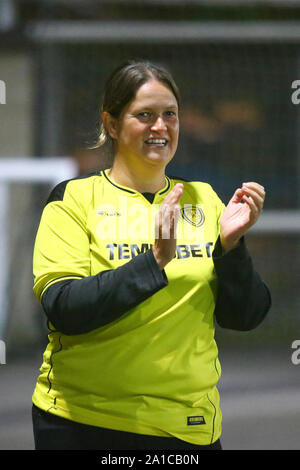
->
xmin=108 ymin=159 xmax=166 ymax=194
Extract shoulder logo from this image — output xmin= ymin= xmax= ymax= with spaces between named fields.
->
xmin=180 ymin=205 xmax=205 ymax=227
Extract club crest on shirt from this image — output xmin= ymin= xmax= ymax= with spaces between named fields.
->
xmin=180 ymin=205 xmax=205 ymax=227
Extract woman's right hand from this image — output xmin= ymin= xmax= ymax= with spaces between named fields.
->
xmin=152 ymin=183 xmax=184 ymax=270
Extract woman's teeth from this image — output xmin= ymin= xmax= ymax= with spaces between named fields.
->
xmin=145 ymin=139 xmax=167 ymax=146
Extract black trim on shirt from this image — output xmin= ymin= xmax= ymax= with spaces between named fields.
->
xmin=159 ymin=176 xmax=171 ymax=195
xmin=142 ymin=193 xmax=155 ymax=204
xmin=103 ymin=170 xmax=171 ymax=197
xmin=102 ymin=170 xmax=136 ymax=194
xmin=166 ymin=175 xmax=191 ymax=182
xmin=46 ymin=171 xmax=101 ymax=205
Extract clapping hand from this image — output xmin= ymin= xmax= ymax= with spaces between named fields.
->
xmin=220 ymin=182 xmax=265 ymax=252
xmin=152 ymin=183 xmax=184 ymax=270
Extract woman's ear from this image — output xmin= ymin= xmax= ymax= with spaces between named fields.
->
xmin=102 ymin=112 xmax=118 ymax=140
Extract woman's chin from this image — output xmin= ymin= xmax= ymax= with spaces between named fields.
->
xmin=142 ymin=149 xmax=174 ymax=166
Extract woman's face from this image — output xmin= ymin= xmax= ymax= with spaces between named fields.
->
xmin=112 ymin=79 xmax=179 ymax=168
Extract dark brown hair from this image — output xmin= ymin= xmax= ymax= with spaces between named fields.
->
xmin=92 ymin=59 xmax=180 ymax=149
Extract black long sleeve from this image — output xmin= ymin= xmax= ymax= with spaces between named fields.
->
xmin=42 ymin=248 xmax=168 ymax=335
xmin=212 ymin=236 xmax=271 ymax=331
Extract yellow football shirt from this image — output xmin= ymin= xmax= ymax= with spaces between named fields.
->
xmin=32 ymin=168 xmax=225 ymax=445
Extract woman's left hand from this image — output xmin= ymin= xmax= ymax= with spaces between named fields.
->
xmin=220 ymin=182 xmax=265 ymax=252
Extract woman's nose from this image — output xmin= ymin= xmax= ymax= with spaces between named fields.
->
xmin=151 ymin=116 xmax=167 ymax=131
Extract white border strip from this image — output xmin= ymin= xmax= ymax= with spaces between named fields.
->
xmin=26 ymin=21 xmax=300 ymax=43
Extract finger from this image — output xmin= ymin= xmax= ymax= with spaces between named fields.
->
xmin=242 ymin=182 xmax=265 ymax=199
xmin=170 ymin=184 xmax=184 ymax=205
xmin=231 ymin=187 xmax=244 ymax=203
xmin=160 ymin=204 xmax=175 ymax=239
xmin=155 ymin=209 xmax=163 ymax=239
xmin=241 ymin=186 xmax=264 ymax=210
xmin=163 ymin=184 xmax=182 ymax=201
xmin=242 ymin=185 xmax=264 ymax=202
xmin=241 ymin=194 xmax=260 ymax=220
xmin=169 ymin=205 xmax=180 ymax=239
xmin=242 ymin=181 xmax=265 ymax=191
xmin=161 ymin=205 xmax=171 ymax=239
xmin=162 ymin=183 xmax=183 ymax=207
xmin=165 ymin=202 xmax=181 ymax=238
xmin=158 ymin=184 xmax=183 ymax=240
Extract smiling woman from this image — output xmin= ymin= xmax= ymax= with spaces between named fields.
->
xmin=96 ymin=61 xmax=181 ymax=193
xmin=31 ymin=59 xmax=271 ymax=451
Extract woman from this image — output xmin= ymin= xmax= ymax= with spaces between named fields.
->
xmin=31 ymin=60 xmax=271 ymax=450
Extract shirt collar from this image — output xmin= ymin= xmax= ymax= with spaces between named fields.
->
xmin=102 ymin=168 xmax=172 ymax=200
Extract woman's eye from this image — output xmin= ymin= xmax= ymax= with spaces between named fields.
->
xmin=138 ymin=112 xmax=151 ymax=118
xmin=136 ymin=111 xmax=177 ymax=120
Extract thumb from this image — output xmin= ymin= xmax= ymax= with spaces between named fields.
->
xmin=230 ymin=188 xmax=244 ymax=204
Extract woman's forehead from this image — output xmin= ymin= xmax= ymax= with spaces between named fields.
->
xmin=129 ymin=80 xmax=178 ymax=108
